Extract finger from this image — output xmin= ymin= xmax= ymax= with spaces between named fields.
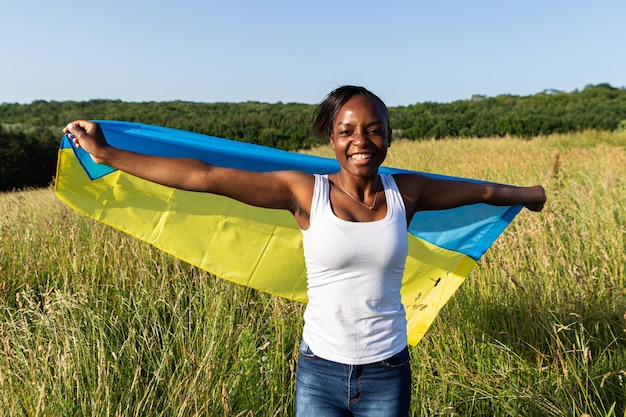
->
xmin=64 ymin=122 xmax=78 ymax=136
xmin=64 ymin=120 xmax=90 ymax=135
xmin=64 ymin=121 xmax=90 ymax=147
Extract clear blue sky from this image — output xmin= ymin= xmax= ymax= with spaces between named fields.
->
xmin=2 ymin=0 xmax=625 ymax=106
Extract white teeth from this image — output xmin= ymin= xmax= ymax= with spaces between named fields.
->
xmin=350 ymin=153 xmax=372 ymax=161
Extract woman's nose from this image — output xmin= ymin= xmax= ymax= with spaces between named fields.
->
xmin=352 ymin=130 xmax=369 ymax=145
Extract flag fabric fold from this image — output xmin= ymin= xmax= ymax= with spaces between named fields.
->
xmin=55 ymin=121 xmax=521 ymax=345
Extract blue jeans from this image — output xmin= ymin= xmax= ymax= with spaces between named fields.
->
xmin=295 ymin=341 xmax=411 ymax=417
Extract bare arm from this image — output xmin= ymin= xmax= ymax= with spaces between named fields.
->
xmin=64 ymin=120 xmax=312 ymax=213
xmin=394 ymin=173 xmax=546 ymax=218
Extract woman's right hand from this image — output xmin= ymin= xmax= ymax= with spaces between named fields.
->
xmin=63 ymin=120 xmax=111 ymax=164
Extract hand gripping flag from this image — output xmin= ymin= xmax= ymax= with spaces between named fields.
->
xmin=55 ymin=121 xmax=521 ymax=345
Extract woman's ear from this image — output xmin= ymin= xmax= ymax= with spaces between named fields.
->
xmin=330 ymin=134 xmax=335 ymax=150
xmin=387 ymin=128 xmax=393 ymax=147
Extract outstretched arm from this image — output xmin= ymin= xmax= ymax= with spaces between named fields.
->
xmin=65 ymin=121 xmax=218 ymax=192
xmin=63 ymin=120 xmax=312 ymax=213
xmin=394 ymin=173 xmax=546 ymax=218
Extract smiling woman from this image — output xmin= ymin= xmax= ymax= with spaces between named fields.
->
xmin=62 ymin=85 xmax=546 ymax=417
xmin=317 ymin=92 xmax=392 ymax=223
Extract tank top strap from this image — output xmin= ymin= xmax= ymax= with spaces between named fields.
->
xmin=310 ymin=174 xmax=329 ymax=222
xmin=381 ymin=174 xmax=406 ymax=220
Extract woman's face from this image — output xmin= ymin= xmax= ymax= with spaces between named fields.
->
xmin=330 ymin=95 xmax=391 ymax=178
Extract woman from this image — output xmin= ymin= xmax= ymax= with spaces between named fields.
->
xmin=65 ymin=86 xmax=546 ymax=416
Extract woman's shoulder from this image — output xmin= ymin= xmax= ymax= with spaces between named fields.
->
xmin=391 ymin=172 xmax=430 ymax=188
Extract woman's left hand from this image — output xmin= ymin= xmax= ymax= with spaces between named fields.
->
xmin=523 ymin=185 xmax=547 ymax=212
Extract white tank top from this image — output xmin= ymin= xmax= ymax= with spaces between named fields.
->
xmin=301 ymin=174 xmax=408 ymax=365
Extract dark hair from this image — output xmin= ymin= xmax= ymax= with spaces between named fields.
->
xmin=310 ymin=85 xmax=389 ymax=141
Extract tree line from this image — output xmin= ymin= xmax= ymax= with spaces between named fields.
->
xmin=1 ymin=83 xmax=625 ymax=191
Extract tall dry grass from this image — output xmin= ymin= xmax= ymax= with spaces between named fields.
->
xmin=1 ymin=130 xmax=624 ymax=416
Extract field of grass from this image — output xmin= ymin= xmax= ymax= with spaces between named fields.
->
xmin=1 ymin=130 xmax=625 ymax=416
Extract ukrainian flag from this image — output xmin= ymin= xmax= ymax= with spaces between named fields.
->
xmin=55 ymin=121 xmax=521 ymax=345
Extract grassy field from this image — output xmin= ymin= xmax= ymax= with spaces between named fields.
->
xmin=1 ymin=130 xmax=625 ymax=416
